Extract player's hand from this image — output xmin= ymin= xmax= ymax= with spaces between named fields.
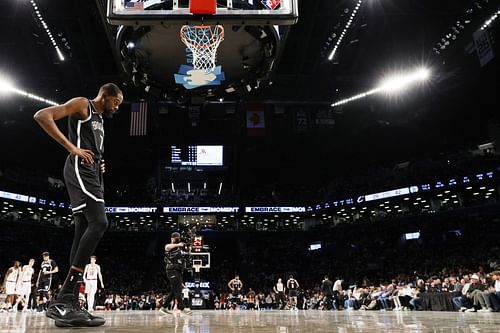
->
xmin=101 ymin=284 xmax=105 ymax=289
xmin=178 ymin=242 xmax=185 ymax=248
xmin=69 ymin=146 xmax=94 ymax=164
xmin=43 ymin=271 xmax=50 ymax=275
xmin=100 ymin=160 xmax=106 ymax=174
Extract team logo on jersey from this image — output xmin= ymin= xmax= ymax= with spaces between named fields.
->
xmin=92 ymin=120 xmax=104 ymax=132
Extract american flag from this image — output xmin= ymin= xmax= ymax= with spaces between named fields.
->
xmin=125 ymin=1 xmax=145 ymax=10
xmin=130 ymin=102 xmax=148 ymax=136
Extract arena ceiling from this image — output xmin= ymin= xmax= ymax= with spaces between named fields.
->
xmin=0 ymin=0 xmax=498 ymax=185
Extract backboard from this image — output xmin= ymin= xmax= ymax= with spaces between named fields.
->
xmin=108 ymin=0 xmax=298 ymax=26
xmin=191 ymin=252 xmax=210 ymax=269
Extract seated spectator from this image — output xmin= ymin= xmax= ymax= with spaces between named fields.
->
xmin=409 ymin=280 xmax=425 ymax=310
xmin=477 ymin=271 xmax=500 ymax=312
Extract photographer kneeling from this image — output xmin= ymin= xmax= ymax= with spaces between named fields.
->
xmin=160 ymin=232 xmax=192 ymax=315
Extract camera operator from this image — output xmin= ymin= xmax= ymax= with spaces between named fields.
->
xmin=160 ymin=232 xmax=192 ymax=315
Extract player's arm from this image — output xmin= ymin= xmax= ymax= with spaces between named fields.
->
xmin=165 ymin=242 xmax=184 ymax=252
xmin=33 ymin=97 xmax=95 ymax=163
xmin=296 ymin=280 xmax=300 ymax=289
xmin=98 ymin=265 xmax=104 ymax=288
xmin=287 ymin=280 xmax=290 ymax=289
xmin=47 ymin=262 xmax=59 ymax=275
xmin=83 ymin=264 xmax=89 ymax=282
xmin=227 ymin=279 xmax=234 ymax=291
xmin=2 ymin=268 xmax=12 ymax=289
xmin=36 ymin=270 xmax=41 ymax=287
xmin=239 ymin=280 xmax=243 ymax=290
xmin=15 ymin=267 xmax=21 ymax=283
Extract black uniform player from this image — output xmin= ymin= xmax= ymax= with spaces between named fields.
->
xmin=34 ymin=83 xmax=123 ymax=327
xmin=321 ymin=275 xmax=334 ymax=310
xmin=227 ymin=274 xmax=243 ymax=306
xmin=160 ymin=232 xmax=192 ymax=315
xmin=36 ymin=252 xmax=58 ymax=311
xmin=287 ymin=275 xmax=300 ymax=310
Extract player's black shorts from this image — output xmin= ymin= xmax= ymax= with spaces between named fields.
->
xmin=38 ymin=279 xmax=51 ymax=297
xmin=289 ymin=290 xmax=297 ymax=297
xmin=64 ymin=155 xmax=104 ymax=213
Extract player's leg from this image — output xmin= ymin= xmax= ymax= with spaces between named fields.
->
xmin=42 ymin=286 xmax=50 ymax=311
xmin=86 ymin=283 xmax=96 ymax=312
xmin=69 ymin=213 xmax=88 ymax=265
xmin=47 ymin=200 xmax=107 ymax=327
xmin=56 ymin=201 xmax=107 ymax=300
xmin=5 ymin=293 xmax=13 ymax=311
xmin=22 ymin=283 xmax=31 ymax=311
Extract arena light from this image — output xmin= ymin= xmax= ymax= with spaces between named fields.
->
xmin=379 ymin=68 xmax=430 ymax=93
xmin=0 ymin=75 xmax=15 ymax=93
xmin=328 ymin=0 xmax=364 ymax=61
xmin=30 ymin=0 xmax=65 ymax=61
xmin=0 ymin=75 xmax=59 ymax=105
xmin=481 ymin=9 xmax=500 ymax=30
xmin=331 ymin=67 xmax=431 ymax=107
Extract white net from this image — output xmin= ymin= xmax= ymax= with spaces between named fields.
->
xmin=180 ymin=25 xmax=225 ymax=72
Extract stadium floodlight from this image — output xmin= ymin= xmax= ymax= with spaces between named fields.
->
xmin=331 ymin=67 xmax=431 ymax=107
xmin=328 ymin=0 xmax=364 ymax=61
xmin=0 ymin=76 xmax=15 ymax=93
xmin=30 ymin=0 xmax=65 ymax=61
xmin=379 ymin=68 xmax=430 ymax=93
xmin=0 ymin=74 xmax=58 ymax=105
xmin=481 ymin=10 xmax=500 ymax=30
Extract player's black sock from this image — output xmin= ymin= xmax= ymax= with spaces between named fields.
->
xmin=58 ymin=267 xmax=83 ymax=299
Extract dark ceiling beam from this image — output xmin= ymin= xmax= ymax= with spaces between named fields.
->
xmin=75 ymin=15 xmax=100 ymax=87
xmin=94 ymin=0 xmax=127 ymax=81
xmin=295 ymin=0 xmax=321 ymax=76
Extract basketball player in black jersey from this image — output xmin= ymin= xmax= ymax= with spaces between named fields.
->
xmin=227 ymin=274 xmax=243 ymax=306
xmin=160 ymin=232 xmax=192 ymax=315
xmin=34 ymin=83 xmax=123 ymax=327
xmin=287 ymin=275 xmax=300 ymax=310
xmin=36 ymin=252 xmax=58 ymax=312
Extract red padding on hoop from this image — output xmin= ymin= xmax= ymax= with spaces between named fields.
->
xmin=190 ymin=0 xmax=217 ymax=15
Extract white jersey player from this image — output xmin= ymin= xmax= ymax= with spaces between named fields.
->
xmin=1 ymin=261 xmax=21 ymax=311
xmin=14 ymin=259 xmax=35 ymax=312
xmin=83 ymin=256 xmax=104 ymax=312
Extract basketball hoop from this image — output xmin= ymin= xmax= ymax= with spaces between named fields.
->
xmin=180 ymin=25 xmax=225 ymax=73
xmin=192 ymin=259 xmax=203 ymax=273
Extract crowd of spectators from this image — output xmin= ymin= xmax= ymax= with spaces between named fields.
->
xmin=2 ymin=204 xmax=500 ymax=312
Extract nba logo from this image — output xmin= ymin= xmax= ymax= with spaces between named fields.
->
xmin=262 ymin=0 xmax=281 ymax=10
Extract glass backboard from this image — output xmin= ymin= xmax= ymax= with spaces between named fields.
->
xmin=108 ymin=0 xmax=299 ymax=26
